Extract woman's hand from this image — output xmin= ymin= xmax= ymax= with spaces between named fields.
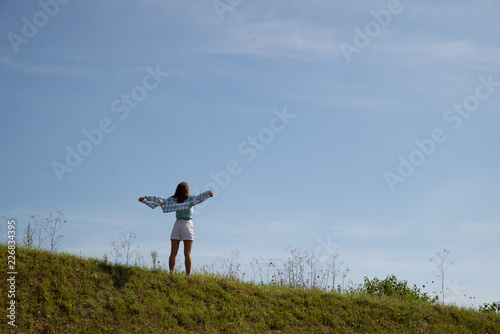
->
xmin=138 ymin=196 xmax=146 ymax=202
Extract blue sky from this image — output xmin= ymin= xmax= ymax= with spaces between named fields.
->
xmin=1 ymin=0 xmax=499 ymax=307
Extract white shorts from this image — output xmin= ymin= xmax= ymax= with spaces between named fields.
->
xmin=170 ymin=219 xmax=194 ymax=241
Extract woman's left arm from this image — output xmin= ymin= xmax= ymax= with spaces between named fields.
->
xmin=188 ymin=190 xmax=214 ymax=206
xmin=139 ymin=196 xmax=166 ymax=210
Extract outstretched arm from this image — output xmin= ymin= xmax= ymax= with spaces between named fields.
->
xmin=139 ymin=195 xmax=165 ymax=210
xmin=187 ymin=190 xmax=214 ymax=206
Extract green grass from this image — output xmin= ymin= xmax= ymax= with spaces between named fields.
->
xmin=1 ymin=245 xmax=499 ymax=333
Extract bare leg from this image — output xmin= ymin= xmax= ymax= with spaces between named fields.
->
xmin=169 ymin=239 xmax=180 ymax=273
xmin=183 ymin=240 xmax=193 ymax=276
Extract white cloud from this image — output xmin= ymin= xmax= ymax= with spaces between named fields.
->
xmin=329 ymin=220 xmax=413 ymax=241
xmin=208 ymin=21 xmax=342 ymax=60
xmin=0 ymin=56 xmax=88 ymax=76
xmin=424 ymin=41 xmax=486 ymax=60
xmin=457 ymin=221 xmax=500 ymax=239
xmin=377 ymin=39 xmax=499 ymax=65
xmin=0 ymin=56 xmax=153 ymax=77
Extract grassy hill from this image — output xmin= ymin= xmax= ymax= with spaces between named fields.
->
xmin=1 ymin=245 xmax=499 ymax=333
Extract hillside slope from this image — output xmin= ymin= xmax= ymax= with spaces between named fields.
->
xmin=1 ymin=245 xmax=499 ymax=333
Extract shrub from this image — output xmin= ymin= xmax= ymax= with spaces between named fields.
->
xmin=479 ymin=301 xmax=500 ymax=314
xmin=363 ymin=275 xmax=432 ymax=302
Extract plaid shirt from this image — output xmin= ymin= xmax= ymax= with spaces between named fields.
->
xmin=141 ymin=191 xmax=212 ymax=214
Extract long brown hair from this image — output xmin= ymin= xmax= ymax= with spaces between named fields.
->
xmin=171 ymin=182 xmax=190 ymax=203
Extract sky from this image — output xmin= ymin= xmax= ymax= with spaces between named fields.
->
xmin=1 ymin=0 xmax=499 ymax=307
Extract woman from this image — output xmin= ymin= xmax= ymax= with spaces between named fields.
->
xmin=139 ymin=182 xmax=213 ymax=276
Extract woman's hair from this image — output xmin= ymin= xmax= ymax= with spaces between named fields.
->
xmin=171 ymin=182 xmax=190 ymax=203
